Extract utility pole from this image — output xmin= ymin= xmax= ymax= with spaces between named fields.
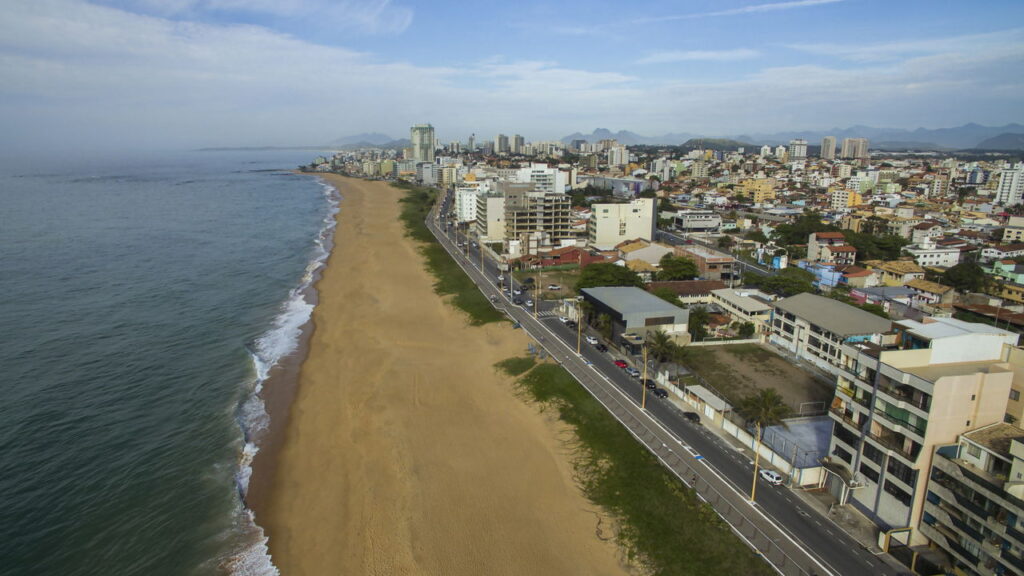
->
xmin=641 ymin=342 xmax=648 ymax=410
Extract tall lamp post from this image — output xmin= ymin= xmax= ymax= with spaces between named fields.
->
xmin=575 ymin=300 xmax=582 ymax=355
xmin=641 ymin=341 xmax=649 ymax=410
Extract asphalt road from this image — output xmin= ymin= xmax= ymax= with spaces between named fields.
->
xmin=429 ymin=195 xmax=904 ymax=576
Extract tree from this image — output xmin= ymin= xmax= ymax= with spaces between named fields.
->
xmin=737 ymin=322 xmax=756 ymax=338
xmin=687 ymin=305 xmax=709 ymax=341
xmin=745 ymin=229 xmax=768 ymax=244
xmin=657 ymin=253 xmax=699 ymax=281
xmin=737 ymin=389 xmax=792 ymax=501
xmin=771 ymin=210 xmax=836 ymax=247
xmin=647 ymin=330 xmax=676 ymax=364
xmin=717 ymin=235 xmax=735 ymax=249
xmin=942 ymin=262 xmax=989 ymax=293
xmin=650 ymin=286 xmax=682 ymax=305
xmin=575 ymin=263 xmax=644 ymax=291
xmin=758 ymin=267 xmax=815 ymax=297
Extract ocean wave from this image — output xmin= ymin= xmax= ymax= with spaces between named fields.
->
xmin=226 ymin=177 xmax=340 ymax=576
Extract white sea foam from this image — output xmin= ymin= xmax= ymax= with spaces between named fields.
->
xmin=226 ymin=176 xmax=340 ymax=576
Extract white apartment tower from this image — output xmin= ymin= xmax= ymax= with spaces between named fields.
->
xmin=995 ymin=162 xmax=1024 ymax=206
xmin=410 ymin=124 xmax=436 ymax=163
xmin=788 ymin=139 xmax=808 ymax=161
xmin=821 ymin=136 xmax=836 ymax=160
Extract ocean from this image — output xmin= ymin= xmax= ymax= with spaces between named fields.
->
xmin=0 ymin=150 xmax=335 ymax=575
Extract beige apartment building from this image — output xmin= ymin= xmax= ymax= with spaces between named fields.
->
xmin=587 ymin=198 xmax=656 ymax=250
xmin=824 ymin=318 xmax=1020 ymax=544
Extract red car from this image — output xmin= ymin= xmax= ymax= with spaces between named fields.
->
xmin=614 ymin=360 xmax=628 ymax=369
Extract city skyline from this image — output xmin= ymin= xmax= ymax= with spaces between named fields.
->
xmin=1 ymin=0 xmax=1023 ymax=152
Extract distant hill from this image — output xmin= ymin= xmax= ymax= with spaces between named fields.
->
xmin=327 ymin=132 xmax=396 ymax=147
xmin=975 ymin=133 xmax=1024 ymax=150
xmin=679 ymin=138 xmax=752 ymax=152
xmin=560 ymin=123 xmax=1024 ymax=151
xmin=560 ymin=128 xmax=697 ymax=146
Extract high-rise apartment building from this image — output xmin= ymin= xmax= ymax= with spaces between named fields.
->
xmin=511 ymin=134 xmax=524 ymax=154
xmin=495 ymin=133 xmax=509 ymax=154
xmin=821 ymin=316 xmax=1019 ymax=542
xmin=788 ymin=139 xmax=808 ymax=161
xmin=840 ymin=138 xmax=870 ymax=160
xmin=995 ymin=163 xmax=1024 ymax=206
xmin=410 ymin=124 xmax=435 ymax=163
xmin=821 ymin=136 xmax=837 ymax=160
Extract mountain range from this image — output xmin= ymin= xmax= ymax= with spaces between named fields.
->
xmin=325 ymin=123 xmax=1024 ymax=152
xmin=559 ymin=123 xmax=1024 ymax=151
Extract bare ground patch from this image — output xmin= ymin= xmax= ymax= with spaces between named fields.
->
xmin=683 ymin=343 xmax=832 ymax=412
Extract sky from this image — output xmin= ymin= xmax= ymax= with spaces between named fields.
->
xmin=2 ymin=0 xmax=1023 ymax=151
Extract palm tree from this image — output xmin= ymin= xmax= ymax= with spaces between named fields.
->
xmin=646 ymin=330 xmax=676 ymax=374
xmin=737 ymin=388 xmax=791 ymax=502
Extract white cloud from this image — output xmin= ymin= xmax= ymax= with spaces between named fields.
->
xmin=0 ymin=0 xmax=1020 ymax=151
xmin=633 ymin=0 xmax=841 ymax=24
xmin=638 ymin=49 xmax=760 ymax=64
xmin=788 ymin=27 xmax=1024 ymax=62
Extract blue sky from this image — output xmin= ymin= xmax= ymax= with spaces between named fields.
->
xmin=2 ymin=0 xmax=1023 ymax=151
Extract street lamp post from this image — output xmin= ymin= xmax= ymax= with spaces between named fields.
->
xmin=576 ymin=300 xmax=582 ymax=355
xmin=641 ymin=341 xmax=649 ymax=410
xmin=750 ymin=421 xmax=763 ymax=502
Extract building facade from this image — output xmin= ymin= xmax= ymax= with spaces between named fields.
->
xmin=410 ymin=124 xmax=435 ymax=163
xmin=588 ymin=198 xmax=656 ymax=250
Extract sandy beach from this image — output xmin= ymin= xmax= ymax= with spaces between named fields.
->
xmin=260 ymin=175 xmax=630 ymax=576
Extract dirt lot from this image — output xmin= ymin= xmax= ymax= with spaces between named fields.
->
xmin=512 ymin=268 xmax=581 ymax=300
xmin=682 ymin=343 xmax=833 ymax=413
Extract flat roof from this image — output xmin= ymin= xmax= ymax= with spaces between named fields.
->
xmin=582 ymin=286 xmax=687 ymax=316
xmin=895 ymin=317 xmax=1013 ymax=341
xmin=774 ymin=292 xmax=891 ymax=337
xmin=902 ymin=360 xmax=1006 ymax=383
xmin=964 ymin=423 xmax=1024 ymax=459
xmin=711 ymin=288 xmax=772 ymax=313
xmin=687 ymin=385 xmax=732 ymax=412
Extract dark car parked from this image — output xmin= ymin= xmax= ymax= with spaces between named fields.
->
xmin=643 ymin=379 xmax=657 ymax=390
xmin=653 ymin=388 xmax=669 ymax=399
xmin=682 ymin=411 xmax=700 ymax=423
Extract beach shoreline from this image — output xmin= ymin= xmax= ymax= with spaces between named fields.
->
xmin=257 ymin=175 xmax=632 ymax=576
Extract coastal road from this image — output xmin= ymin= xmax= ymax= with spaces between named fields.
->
xmin=428 ymin=195 xmax=901 ymax=576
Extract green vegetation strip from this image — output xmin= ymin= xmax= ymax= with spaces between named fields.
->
xmin=395 ymin=182 xmax=505 ymax=325
xmin=499 ymin=360 xmax=773 ymax=576
xmin=493 ymin=356 xmax=536 ymax=377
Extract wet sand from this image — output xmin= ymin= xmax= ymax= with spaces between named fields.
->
xmin=261 ymin=175 xmax=630 ymax=576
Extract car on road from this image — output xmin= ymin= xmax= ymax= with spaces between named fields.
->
xmin=625 ymin=367 xmax=641 ymax=378
xmin=512 ymin=298 xmax=523 ymax=305
xmin=557 ymin=316 xmax=570 ymax=324
xmin=585 ymin=335 xmax=599 ymax=345
xmin=653 ymin=388 xmax=669 ymax=399
xmin=759 ymin=469 xmax=784 ymax=486
xmin=497 ymin=274 xmax=504 ymax=281
xmin=524 ymin=299 xmax=533 ymax=307
xmin=613 ymin=360 xmax=628 ymax=369
xmin=595 ymin=343 xmax=608 ymax=353
xmin=643 ymin=379 xmax=657 ymax=390
xmin=513 ymin=288 xmax=522 ymax=295
xmin=546 ymin=284 xmax=560 ymax=290
xmin=566 ymin=320 xmax=577 ymax=329
xmin=682 ymin=412 xmax=701 ymax=424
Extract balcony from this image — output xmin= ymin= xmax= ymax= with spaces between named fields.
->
xmin=829 ymin=406 xmax=863 ymax=434
xmin=876 ymin=384 xmax=931 ymax=416
xmin=866 ymin=429 xmax=921 ymax=462
xmin=873 ymin=409 xmax=927 ymax=443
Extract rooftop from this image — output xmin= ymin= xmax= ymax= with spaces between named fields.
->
xmin=582 ymin=286 xmax=688 ymax=316
xmin=711 ymin=288 xmax=772 ymax=313
xmin=647 ymin=280 xmax=727 ymax=296
xmin=904 ymin=278 xmax=954 ymax=295
xmin=895 ymin=316 xmax=1015 ymax=341
xmin=963 ymin=422 xmax=1024 ymax=459
xmin=774 ymin=292 xmax=891 ymax=337
xmin=902 ymin=359 xmax=1006 ymax=383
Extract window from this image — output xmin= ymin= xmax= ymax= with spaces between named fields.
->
xmin=860 ymin=462 xmax=880 ymax=483
xmin=1012 ymin=390 xmax=1021 ymax=402
xmin=966 ymin=443 xmax=982 ymax=459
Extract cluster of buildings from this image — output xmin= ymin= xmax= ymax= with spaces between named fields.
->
xmin=306 ymin=124 xmax=1024 ymax=574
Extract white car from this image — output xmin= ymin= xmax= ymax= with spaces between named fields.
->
xmin=524 ymin=299 xmax=533 ymax=307
xmin=759 ymin=469 xmax=784 ymax=486
xmin=497 ymin=274 xmax=504 ymax=281
xmin=585 ymin=336 xmax=599 ymax=345
xmin=546 ymin=284 xmax=560 ymax=290
xmin=557 ymin=316 xmax=570 ymax=324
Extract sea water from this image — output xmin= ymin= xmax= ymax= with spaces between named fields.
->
xmin=0 ymin=150 xmax=335 ymax=575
